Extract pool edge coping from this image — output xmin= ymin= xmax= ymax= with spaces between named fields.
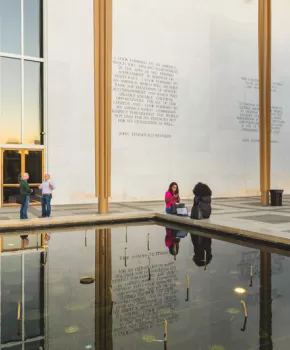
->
xmin=0 ymin=211 xmax=289 ymax=248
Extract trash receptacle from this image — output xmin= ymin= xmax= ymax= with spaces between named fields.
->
xmin=270 ymin=189 xmax=283 ymax=206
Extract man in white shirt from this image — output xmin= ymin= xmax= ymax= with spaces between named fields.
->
xmin=38 ymin=174 xmax=56 ymax=218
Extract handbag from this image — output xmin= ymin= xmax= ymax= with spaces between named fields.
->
xmin=175 ymin=230 xmax=188 ymax=238
xmin=171 ymin=203 xmax=185 ymax=215
xmin=176 ymin=207 xmax=188 ymax=216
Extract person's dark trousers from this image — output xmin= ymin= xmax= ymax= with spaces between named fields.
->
xmin=41 ymin=194 xmax=52 ymax=217
xmin=20 ymin=196 xmax=30 ymax=219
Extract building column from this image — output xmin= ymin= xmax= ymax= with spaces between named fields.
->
xmin=94 ymin=0 xmax=112 ymax=214
xmin=259 ymin=252 xmax=272 ymax=349
xmin=258 ymin=0 xmax=271 ymax=205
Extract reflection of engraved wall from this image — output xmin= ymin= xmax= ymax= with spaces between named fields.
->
xmin=112 ymin=262 xmax=179 ymax=336
xmin=111 ymin=225 xmax=192 ymax=347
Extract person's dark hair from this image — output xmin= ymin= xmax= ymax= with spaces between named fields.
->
xmin=168 ymin=182 xmax=179 ymax=195
xmin=169 ymin=243 xmax=179 ymax=257
xmin=193 ymin=182 xmax=212 ymax=197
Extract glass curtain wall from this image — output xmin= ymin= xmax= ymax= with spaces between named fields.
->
xmin=0 ymin=0 xmax=44 ymax=145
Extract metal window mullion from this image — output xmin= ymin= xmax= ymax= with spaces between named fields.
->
xmin=21 ymin=0 xmax=24 ymax=145
xmin=43 ymin=0 xmax=48 ymax=172
xmin=0 ymin=52 xmax=44 ymax=63
xmin=0 ymin=52 xmax=22 ymax=59
xmin=22 ymin=252 xmax=25 ymax=348
xmin=23 ymin=55 xmax=44 ymax=63
xmin=21 ymin=58 xmax=25 ymax=146
xmin=0 ymin=245 xmax=2 ymax=347
xmin=45 ymin=247 xmax=49 ymax=348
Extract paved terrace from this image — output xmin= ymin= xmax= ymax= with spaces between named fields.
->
xmin=1 ymin=196 xmax=290 ymax=246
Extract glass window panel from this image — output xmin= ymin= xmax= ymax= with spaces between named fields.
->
xmin=3 ymin=150 xmax=22 ymax=184
xmin=24 ymin=253 xmax=44 ymax=339
xmin=0 ymin=0 xmax=21 ymax=54
xmin=25 ymin=339 xmax=45 ymax=349
xmin=0 ymin=57 xmax=22 ymax=144
xmin=24 ymin=0 xmax=43 ymax=57
xmin=2 ymin=186 xmax=20 ymax=204
xmin=24 ymin=61 xmax=43 ymax=145
xmin=25 ymin=151 xmax=42 ymax=183
xmin=1 ymin=255 xmax=22 ymax=344
xmin=2 ymin=236 xmax=23 ymax=251
xmin=5 ymin=345 xmax=22 ymax=350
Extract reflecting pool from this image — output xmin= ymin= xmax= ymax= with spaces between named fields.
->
xmin=0 ymin=223 xmax=289 ymax=349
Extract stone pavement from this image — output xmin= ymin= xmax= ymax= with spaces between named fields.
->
xmin=1 ymin=196 xmax=290 ymax=242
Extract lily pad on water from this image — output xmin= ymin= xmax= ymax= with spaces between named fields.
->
xmin=209 ymin=346 xmax=225 ymax=350
xmin=226 ymin=308 xmax=240 ymax=315
xmin=65 ymin=326 xmax=79 ymax=334
xmin=142 ymin=335 xmax=156 ymax=343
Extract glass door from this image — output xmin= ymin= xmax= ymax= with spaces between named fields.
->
xmin=1 ymin=149 xmax=44 ymax=206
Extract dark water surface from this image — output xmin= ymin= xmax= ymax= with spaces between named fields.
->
xmin=0 ymin=224 xmax=289 ymax=349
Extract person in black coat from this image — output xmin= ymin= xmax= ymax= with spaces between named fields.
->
xmin=190 ymin=182 xmax=212 ymax=220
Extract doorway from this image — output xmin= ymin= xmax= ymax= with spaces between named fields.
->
xmin=1 ymin=149 xmax=44 ymax=206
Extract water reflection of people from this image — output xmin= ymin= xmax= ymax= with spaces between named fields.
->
xmin=44 ymin=233 xmax=51 ymax=245
xmin=165 ymin=228 xmax=187 ymax=258
xmin=190 ymin=233 xmax=212 ymax=267
xmin=20 ymin=235 xmax=29 ymax=247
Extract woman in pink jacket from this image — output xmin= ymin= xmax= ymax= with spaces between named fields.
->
xmin=164 ymin=182 xmax=180 ymax=214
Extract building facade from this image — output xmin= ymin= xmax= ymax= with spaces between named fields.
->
xmin=1 ymin=0 xmax=290 ymax=207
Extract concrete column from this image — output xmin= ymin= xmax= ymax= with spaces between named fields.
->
xmin=94 ymin=0 xmax=112 ymax=213
xmin=258 ymin=0 xmax=271 ymax=205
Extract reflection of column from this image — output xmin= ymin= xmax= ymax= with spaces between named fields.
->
xmin=258 ymin=0 xmax=271 ymax=205
xmin=95 ymin=229 xmax=112 ymax=350
xmin=259 ymin=252 xmax=272 ymax=349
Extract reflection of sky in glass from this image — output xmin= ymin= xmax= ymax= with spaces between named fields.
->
xmin=0 ymin=0 xmax=21 ymax=54
xmin=24 ymin=61 xmax=42 ymax=144
xmin=24 ymin=0 xmax=42 ymax=57
xmin=0 ymin=0 xmax=43 ymax=145
xmin=0 ymin=57 xmax=22 ymax=144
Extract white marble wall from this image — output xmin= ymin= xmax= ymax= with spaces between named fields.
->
xmin=45 ymin=0 xmax=290 ymax=204
xmin=46 ymin=0 xmax=96 ymax=204
xmin=111 ymin=0 xmax=290 ymax=201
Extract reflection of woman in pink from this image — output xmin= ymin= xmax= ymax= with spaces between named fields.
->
xmin=165 ymin=182 xmax=180 ymax=214
xmin=165 ymin=228 xmax=180 ymax=258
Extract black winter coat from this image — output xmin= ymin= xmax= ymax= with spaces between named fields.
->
xmin=190 ymin=195 xmax=212 ymax=219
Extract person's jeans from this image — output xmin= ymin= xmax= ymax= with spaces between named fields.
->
xmin=20 ymin=196 xmax=30 ymax=219
xmin=41 ymin=195 xmax=52 ymax=217
xmin=166 ymin=207 xmax=172 ymax=214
